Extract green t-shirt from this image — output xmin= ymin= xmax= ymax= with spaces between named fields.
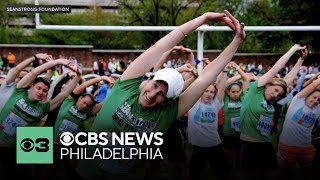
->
xmin=77 ymin=77 xmax=179 ymax=179
xmin=0 ymin=87 xmax=50 ymax=145
xmin=240 ymin=81 xmax=275 ymax=142
xmin=53 ymin=98 xmax=93 ymax=141
xmin=223 ymin=93 xmax=244 ymax=135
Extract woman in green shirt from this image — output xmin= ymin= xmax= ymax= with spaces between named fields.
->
xmin=239 ymin=44 xmax=307 ymax=178
xmin=222 ymin=61 xmax=249 ymax=173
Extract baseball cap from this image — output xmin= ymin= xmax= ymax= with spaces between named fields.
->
xmin=152 ymin=68 xmax=184 ymax=98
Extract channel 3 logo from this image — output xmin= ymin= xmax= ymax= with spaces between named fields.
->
xmin=16 ymin=127 xmax=53 ymax=164
xmin=20 ymin=138 xmax=49 ymax=152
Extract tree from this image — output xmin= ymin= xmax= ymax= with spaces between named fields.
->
xmin=241 ymin=0 xmax=320 ymax=53
xmin=27 ymin=7 xmax=139 ymax=49
xmin=117 ymin=0 xmax=190 ymax=47
xmin=0 ymin=0 xmax=25 ymax=43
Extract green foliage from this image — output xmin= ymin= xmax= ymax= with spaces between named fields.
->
xmin=242 ymin=0 xmax=320 ymax=52
xmin=23 ymin=7 xmax=140 ymax=49
xmin=0 ymin=0 xmax=22 ymax=26
xmin=0 ymin=0 xmax=319 ymax=53
xmin=0 ymin=26 xmax=25 ymax=43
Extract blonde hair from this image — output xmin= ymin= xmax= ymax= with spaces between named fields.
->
xmin=266 ymin=78 xmax=288 ymax=95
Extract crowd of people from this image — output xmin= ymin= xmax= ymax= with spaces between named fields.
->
xmin=0 ymin=10 xmax=319 ymax=180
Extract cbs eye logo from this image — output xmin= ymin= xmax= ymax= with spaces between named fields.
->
xmin=20 ymin=138 xmax=49 ymax=152
xmin=60 ymin=132 xmax=74 ymax=146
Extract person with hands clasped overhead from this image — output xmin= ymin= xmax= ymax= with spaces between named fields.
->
xmin=76 ymin=10 xmax=245 ymax=179
xmin=187 ymin=62 xmax=229 ymax=180
xmin=0 ymin=57 xmax=81 ymax=146
xmin=238 ymin=44 xmax=307 ymax=179
xmin=146 ymin=46 xmax=198 ymax=179
xmin=0 ymin=53 xmax=52 ymax=111
xmin=46 ymin=75 xmax=114 ymax=179
xmin=222 ymin=61 xmax=249 ymax=175
xmin=278 ymin=74 xmax=320 ymax=180
xmin=272 ymin=47 xmax=309 ymax=149
xmin=152 ymin=45 xmax=198 ymax=91
xmin=0 ymin=57 xmax=81 ymax=179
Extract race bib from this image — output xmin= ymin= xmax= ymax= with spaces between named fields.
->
xmin=256 ymin=115 xmax=273 ymax=136
xmin=59 ymin=119 xmax=79 ymax=135
xmin=230 ymin=117 xmax=240 ymax=132
xmin=0 ymin=112 xmax=27 ymax=136
xmin=95 ymin=133 xmax=137 ymax=174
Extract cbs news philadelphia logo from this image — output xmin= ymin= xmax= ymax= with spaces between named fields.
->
xmin=16 ymin=127 xmax=53 ymax=164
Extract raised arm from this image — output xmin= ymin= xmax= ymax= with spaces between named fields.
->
xmin=183 ymin=47 xmax=196 ymax=67
xmin=6 ymin=53 xmax=50 ymax=84
xmin=92 ymin=101 xmax=105 ymax=115
xmin=229 ymin=61 xmax=250 ymax=94
xmin=50 ymin=74 xmax=81 ymax=111
xmin=175 ymin=63 xmax=193 ymax=74
xmin=258 ymin=44 xmax=306 ymax=87
xmin=73 ymin=76 xmax=115 ymax=96
xmin=176 ymin=63 xmax=196 ymax=91
xmin=283 ymin=48 xmax=308 ymax=85
xmin=17 ymin=58 xmax=72 ymax=88
xmin=45 ymin=69 xmax=55 ymax=81
xmin=178 ymin=10 xmax=245 ymax=118
xmin=227 ymin=74 xmax=241 ymax=84
xmin=297 ymin=75 xmax=320 ymax=98
xmin=121 ymin=11 xmax=237 ymax=81
xmin=292 ymin=66 xmax=308 ymax=93
xmin=216 ymin=70 xmax=228 ymax=103
xmin=303 ymin=72 xmax=320 ymax=88
xmin=153 ymin=46 xmax=183 ymax=73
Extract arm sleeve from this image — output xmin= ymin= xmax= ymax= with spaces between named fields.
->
xmin=51 ymin=74 xmax=72 ymax=100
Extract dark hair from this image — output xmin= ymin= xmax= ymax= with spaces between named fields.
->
xmin=32 ymin=77 xmax=51 ymax=89
xmin=80 ymin=93 xmax=96 ymax=106
xmin=227 ymin=82 xmax=242 ymax=91
xmin=307 ymin=89 xmax=320 ymax=98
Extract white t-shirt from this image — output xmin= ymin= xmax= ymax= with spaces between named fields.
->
xmin=93 ymin=61 xmax=99 ymax=70
xmin=0 ymin=79 xmax=15 ymax=111
xmin=187 ymin=98 xmax=223 ymax=147
xmin=280 ymin=96 xmax=320 ymax=147
xmin=108 ymin=61 xmax=116 ymax=73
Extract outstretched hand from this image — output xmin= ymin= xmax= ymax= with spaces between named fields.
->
xmin=35 ymin=53 xmax=53 ymax=61
xmin=60 ymin=59 xmax=81 ymax=75
xmin=224 ymin=10 xmax=245 ymax=41
xmin=228 ymin=61 xmax=239 ymax=69
xmin=298 ymin=47 xmax=308 ymax=60
xmin=179 ymin=63 xmax=194 ymax=73
xmin=203 ymin=10 xmax=245 ymax=41
xmin=291 ymin=44 xmax=307 ymax=52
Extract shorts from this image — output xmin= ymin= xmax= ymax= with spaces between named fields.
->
xmin=278 ymin=142 xmax=315 ymax=166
